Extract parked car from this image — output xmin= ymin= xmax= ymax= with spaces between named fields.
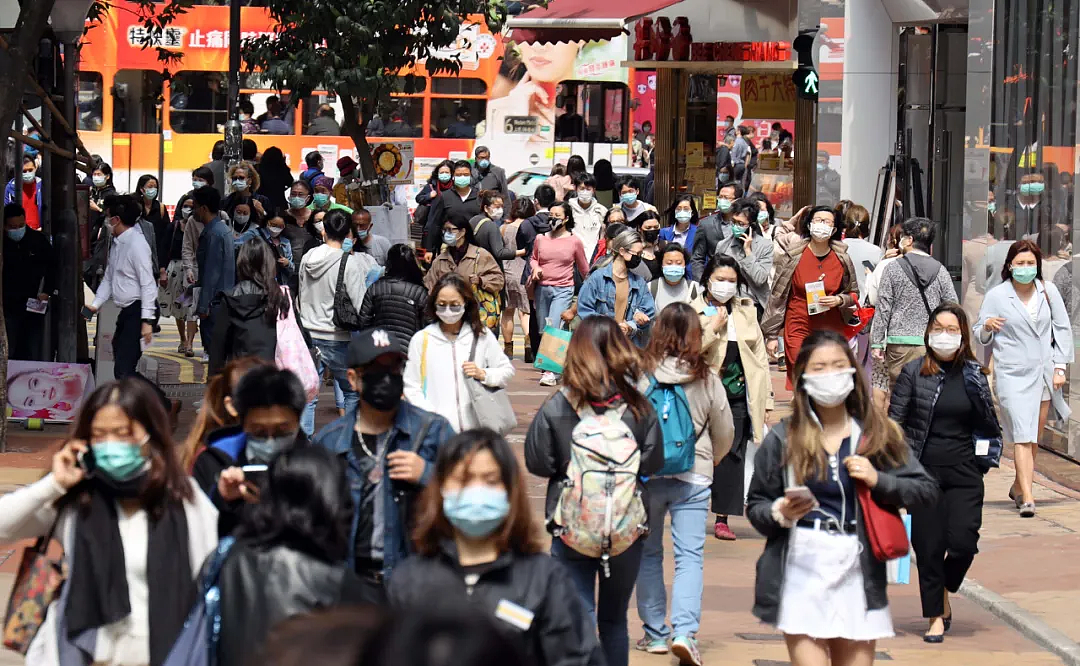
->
xmin=507 ymin=166 xmax=650 ymax=200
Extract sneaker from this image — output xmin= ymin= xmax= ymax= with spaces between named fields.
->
xmin=713 ymin=521 xmax=737 ymax=541
xmin=201 ymin=353 xmax=210 ymax=363
xmin=671 ymin=636 xmax=702 ymax=666
xmin=635 ymin=636 xmax=669 ymax=654
xmin=539 ymin=372 xmax=559 ymax=387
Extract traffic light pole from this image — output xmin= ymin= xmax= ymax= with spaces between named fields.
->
xmin=224 ymin=0 xmax=242 ymax=167
xmin=792 ymin=28 xmax=820 ymax=211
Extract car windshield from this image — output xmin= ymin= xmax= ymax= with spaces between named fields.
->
xmin=507 ymin=172 xmax=548 ymax=200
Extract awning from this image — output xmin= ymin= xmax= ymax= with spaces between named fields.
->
xmin=507 ymin=0 xmax=685 ymax=44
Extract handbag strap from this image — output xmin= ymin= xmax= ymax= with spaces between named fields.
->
xmin=420 ymin=331 xmax=430 ymax=396
xmin=468 ymin=329 xmax=481 ymax=363
xmin=334 ymin=252 xmax=349 ymax=297
xmin=898 ymin=256 xmax=932 ymax=316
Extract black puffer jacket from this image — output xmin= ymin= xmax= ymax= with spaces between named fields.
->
xmin=358 ymin=277 xmax=429 ymax=352
xmin=209 ymin=280 xmax=280 ymax=375
xmin=888 ymin=357 xmax=1001 ymax=462
xmin=217 ymin=541 xmax=366 ymax=666
xmin=388 ymin=541 xmax=603 ymax=666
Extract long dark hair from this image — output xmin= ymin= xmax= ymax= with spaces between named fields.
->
xmin=234 ymin=445 xmax=353 ymax=564
xmin=593 ymin=159 xmax=615 ymax=191
xmin=413 ymin=429 xmax=544 ymax=557
xmin=666 ymin=194 xmax=699 ymax=228
xmin=922 ymin=302 xmax=985 ymax=376
xmin=562 ymin=316 xmax=648 ymax=419
xmin=236 ymin=237 xmax=289 ymax=323
xmin=566 ymin=155 xmax=587 ymax=180
xmin=259 ymin=146 xmax=289 ymax=175
xmin=385 ymin=244 xmax=425 ymax=286
xmin=426 ymin=273 xmax=485 ymax=336
xmin=63 ymin=379 xmax=193 ymax=517
xmin=644 ymin=303 xmax=709 ymax=380
xmin=700 ymin=254 xmax=746 ymax=305
xmin=550 ymin=201 xmax=575 ymax=232
xmin=183 ymin=356 xmax=273 ymax=469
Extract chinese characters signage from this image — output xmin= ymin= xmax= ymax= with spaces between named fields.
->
xmin=740 ymin=73 xmax=796 ymax=118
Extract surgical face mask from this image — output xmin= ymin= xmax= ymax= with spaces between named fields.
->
xmin=443 ymin=230 xmax=460 ymax=246
xmin=341 ymin=238 xmax=355 ymax=253
xmin=268 ymin=226 xmax=284 ymax=237
xmin=361 ymin=370 xmax=404 ymax=412
xmin=437 ymin=172 xmax=452 ymax=183
xmin=181 ymin=207 xmax=192 ymax=218
xmin=1011 ymin=265 xmax=1038 ymax=284
xmin=642 ymin=229 xmax=660 ymax=243
xmin=453 ymin=175 xmax=471 ymax=188
xmin=809 ymin=222 xmax=834 ymax=241
xmin=488 ymin=208 xmax=504 ymax=220
xmin=675 ymin=209 xmax=693 ymax=223
xmin=987 ymin=201 xmax=997 ymax=214
xmin=928 ymin=332 xmax=963 ymax=357
xmin=233 ymin=213 xmax=251 ymax=226
xmin=192 ymin=179 xmax=207 ymax=190
xmin=91 ymin=440 xmax=149 ymax=482
xmin=232 ymin=179 xmax=248 ymax=191
xmin=718 ymin=172 xmax=731 ymax=184
xmin=21 ymin=171 xmax=35 ymax=183
xmin=477 ymin=158 xmax=491 ymax=169
xmin=6 ymin=226 xmax=26 ymax=242
xmin=356 ymin=229 xmax=370 ymax=240
xmin=662 ymin=265 xmax=685 ymax=283
xmin=313 ymin=193 xmax=330 ymax=207
xmin=620 ymin=192 xmax=638 ymax=207
xmin=731 ymin=224 xmax=748 ymax=239
xmin=314 ymin=221 xmax=325 ymax=235
xmin=802 ymin=368 xmax=856 ymax=408
xmin=717 ymin=198 xmax=732 ymax=213
xmin=143 ymin=188 xmax=158 ymax=200
xmin=288 ymin=196 xmax=308 ymax=209
xmin=577 ymin=190 xmax=594 ymax=205
xmin=442 ymin=485 xmax=510 ymax=539
xmin=1020 ymin=182 xmax=1045 ymax=195
xmin=436 ymin=304 xmax=465 ymax=324
xmin=710 ymin=280 xmax=737 ymax=303
xmin=757 ymin=210 xmax=770 ymax=224
xmin=92 ymin=175 xmax=107 ymax=188
xmin=245 ymin=432 xmax=296 ymax=464
xmin=817 ymin=163 xmax=826 ymax=172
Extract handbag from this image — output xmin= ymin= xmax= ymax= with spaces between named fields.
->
xmin=465 ymin=332 xmax=517 ymax=435
xmin=842 ymin=292 xmax=875 ymax=340
xmin=855 ymin=479 xmax=910 ymax=562
xmin=332 ymin=252 xmax=363 ymax=331
xmin=2 ymin=518 xmax=66 ymax=654
xmin=275 ymin=286 xmax=320 ymax=402
xmin=162 ymin=537 xmax=236 ymax=666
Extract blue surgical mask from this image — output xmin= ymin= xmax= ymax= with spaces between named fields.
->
xmin=92 ymin=440 xmax=149 ymax=481
xmin=477 ymin=159 xmax=491 ymax=169
xmin=757 ymin=210 xmax=770 ymax=224
xmin=817 ymin=163 xmax=826 ymax=172
xmin=662 ymin=265 xmax=685 ymax=283
xmin=21 ymin=171 xmax=35 ymax=183
xmin=341 ymin=238 xmax=355 ymax=253
xmin=674 ymin=210 xmax=693 ymax=223
xmin=1020 ymin=182 xmax=1045 ymax=195
xmin=437 ymin=172 xmax=452 ymax=183
xmin=731 ymin=224 xmax=748 ymax=238
xmin=289 ymin=196 xmax=308 ymax=209
xmin=1011 ymin=266 xmax=1038 ymax=284
xmin=6 ymin=226 xmax=26 ymax=242
xmin=144 ymin=188 xmax=158 ymax=200
xmin=442 ymin=486 xmax=510 ymax=539
xmin=92 ymin=175 xmax=107 ymax=188
xmin=357 ymin=229 xmax=369 ymax=240
xmin=313 ymin=193 xmax=330 ymax=207
xmin=718 ymin=172 xmax=731 ymax=183
xmin=620 ymin=192 xmax=638 ymax=207
xmin=232 ymin=179 xmax=248 ymax=191
xmin=454 ymin=175 xmax=472 ymax=188
xmin=192 ymin=179 xmax=206 ymax=190
xmin=443 ymin=230 xmax=459 ymax=246
xmin=717 ymin=198 xmax=732 ymax=213
xmin=245 ymin=432 xmax=296 ymax=464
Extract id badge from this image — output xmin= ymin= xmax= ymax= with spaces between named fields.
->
xmin=494 ymin=599 xmax=535 ymax=631
xmin=975 ymin=439 xmax=990 ymax=456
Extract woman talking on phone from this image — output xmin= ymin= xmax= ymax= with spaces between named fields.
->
xmin=746 ymin=330 xmax=937 ymax=666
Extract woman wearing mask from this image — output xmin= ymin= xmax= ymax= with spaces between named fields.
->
xmin=578 ymin=228 xmax=656 ymax=346
xmin=136 ymin=173 xmax=169 ymax=285
xmin=649 ymin=246 xmax=705 ymax=312
xmin=469 ymin=190 xmax=516 ymax=268
xmin=209 ymin=238 xmax=290 ymax=375
xmin=712 ymin=198 xmax=773 ymax=316
xmin=700 ymin=255 xmax=773 ymax=541
xmin=591 ymin=208 xmax=628 ymax=266
xmin=762 ymin=206 xmax=859 ymax=385
xmin=424 ymin=216 xmax=505 ymax=333
xmin=593 ymin=159 xmax=617 ymax=209
xmin=747 ymin=192 xmax=776 ymax=242
xmin=427 ymin=161 xmax=482 ymax=257
xmin=224 ymin=161 xmax=270 ymax=224
xmin=89 ymin=163 xmax=116 ymax=218
xmin=525 ymin=316 xmax=663 ymax=666
xmin=501 ymin=198 xmax=535 ymax=360
xmin=418 ymin=159 xmax=456 ymax=256
xmin=0 ymin=378 xmax=218 ymax=665
xmin=404 ymin=274 xmax=514 ymax=432
xmin=746 ymin=330 xmax=938 ymax=666
xmin=159 ymin=193 xmax=198 ymax=356
xmin=531 ymin=201 xmax=590 ymax=386
xmin=181 ymin=195 xmax=208 ymax=357
xmin=285 ymin=181 xmax=314 ymax=261
xmin=975 ymin=240 xmax=1072 ymax=517
xmin=227 ymin=200 xmax=261 ymax=242
xmin=359 ymin=244 xmax=430 ymax=352
xmin=659 ymin=194 xmax=699 ymax=251
xmin=239 ymin=212 xmax=295 ymax=285
xmin=890 ymin=304 xmax=1000 ymax=642
xmin=215 ymin=445 xmax=368 ymax=663
xmin=256 ymin=146 xmax=294 ymax=215
xmin=866 ymin=224 xmax=906 ymax=407
xmin=636 ymin=304 xmax=734 ymax=663
xmin=390 ymin=430 xmax=602 ymax=666
xmin=637 ymin=211 xmax=664 ymax=280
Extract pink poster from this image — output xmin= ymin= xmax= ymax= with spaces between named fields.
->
xmin=6 ymin=361 xmax=95 ymax=422
xmin=715 ymin=75 xmax=795 ymax=146
xmin=633 ymin=71 xmax=656 ymax=130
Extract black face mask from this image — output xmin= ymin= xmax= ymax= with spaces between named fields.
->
xmin=642 ymin=229 xmax=660 ymax=243
xmin=624 ymin=253 xmax=643 ymax=270
xmin=362 ymin=370 xmax=404 ymax=412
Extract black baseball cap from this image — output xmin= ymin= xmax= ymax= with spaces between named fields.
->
xmin=347 ymin=328 xmax=406 ymax=368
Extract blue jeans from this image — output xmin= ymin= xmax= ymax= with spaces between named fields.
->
xmin=307 ymin=339 xmax=357 ymax=422
xmin=636 ymin=479 xmax=710 ymax=640
xmin=551 ymin=537 xmax=644 ymax=666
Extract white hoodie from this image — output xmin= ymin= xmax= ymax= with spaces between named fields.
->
xmin=298 ymin=245 xmax=375 ymax=341
xmin=403 ymin=323 xmax=515 ymax=432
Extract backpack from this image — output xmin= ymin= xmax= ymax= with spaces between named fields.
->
xmin=553 ymin=392 xmax=647 ymax=573
xmin=645 ymin=377 xmax=698 ymax=476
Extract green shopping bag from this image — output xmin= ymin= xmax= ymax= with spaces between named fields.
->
xmin=534 ymin=325 xmax=573 ymax=374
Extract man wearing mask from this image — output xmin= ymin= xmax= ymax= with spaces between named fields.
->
xmin=722 ymin=115 xmax=737 ymax=141
xmin=309 ymin=176 xmax=352 ymax=214
xmin=353 ymin=207 xmax=392 ymax=266
xmin=4 ymin=157 xmax=44 ymax=230
xmin=614 ymin=175 xmax=657 ymax=224
xmin=691 ymin=181 xmax=742 ymax=280
xmin=314 ymin=328 xmax=455 ymax=602
xmin=194 ymin=186 xmax=236 ymax=356
xmin=3 ymin=203 xmax=56 ymax=360
xmin=193 ymin=366 xmax=308 ymax=536
xmin=471 ymin=146 xmax=508 ymax=198
xmin=202 ymin=141 xmax=227 ymax=197
xmin=568 ymin=173 xmax=608 ymax=262
xmin=816 ymin=149 xmax=842 ymax=205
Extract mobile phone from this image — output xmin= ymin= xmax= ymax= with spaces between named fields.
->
xmin=81 ymin=306 xmax=95 ymax=321
xmin=240 ymin=464 xmax=269 ymax=491
xmin=862 ymin=260 xmax=876 ymax=272
xmin=77 ymin=448 xmax=97 ymax=477
xmin=784 ymin=486 xmax=816 ymax=504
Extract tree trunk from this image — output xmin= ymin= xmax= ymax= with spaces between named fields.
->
xmin=341 ymin=95 xmax=383 ymax=205
xmin=0 ymin=0 xmax=61 ymax=449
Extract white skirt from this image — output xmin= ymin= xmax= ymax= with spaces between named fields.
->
xmin=776 ymin=526 xmax=894 ymax=641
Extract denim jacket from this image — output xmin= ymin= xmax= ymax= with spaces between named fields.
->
xmin=577 ymin=264 xmax=656 ymax=344
xmin=312 ymin=401 xmax=454 ymax=576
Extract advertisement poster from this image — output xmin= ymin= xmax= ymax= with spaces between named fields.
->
xmin=716 ymin=75 xmax=795 ymax=146
xmin=312 ymin=141 xmax=416 ymax=185
xmin=6 ymin=361 xmax=95 ymax=423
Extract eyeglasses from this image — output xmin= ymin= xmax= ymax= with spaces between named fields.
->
xmin=811 ymin=217 xmax=834 ymax=224
xmin=930 ymin=327 xmax=962 ymax=335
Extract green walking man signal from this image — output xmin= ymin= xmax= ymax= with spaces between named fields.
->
xmin=792 ymin=28 xmax=819 ymax=102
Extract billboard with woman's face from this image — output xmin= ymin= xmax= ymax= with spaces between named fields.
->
xmin=6 ymin=362 xmax=95 ymax=422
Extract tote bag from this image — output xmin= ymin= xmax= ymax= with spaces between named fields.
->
xmin=2 ymin=518 xmax=66 ymax=654
xmin=275 ymin=287 xmax=320 ymax=401
xmin=464 ymin=333 xmax=517 ymax=435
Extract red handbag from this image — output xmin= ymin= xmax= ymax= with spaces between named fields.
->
xmin=856 ymin=481 xmax=909 ymax=561
xmin=842 ymin=292 xmax=875 ymax=340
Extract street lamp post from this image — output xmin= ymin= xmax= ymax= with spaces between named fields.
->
xmin=224 ymin=0 xmax=242 ymax=168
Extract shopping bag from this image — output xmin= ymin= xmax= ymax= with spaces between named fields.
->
xmin=534 ymin=325 xmax=573 ymax=374
xmin=275 ymin=287 xmax=320 ymax=402
xmin=886 ymin=514 xmax=913 ymax=585
xmin=2 ymin=521 xmax=66 ymax=654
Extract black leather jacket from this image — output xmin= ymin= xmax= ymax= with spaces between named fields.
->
xmin=888 ymin=357 xmax=1002 ymax=463
xmin=217 ymin=542 xmax=366 ymax=666
xmin=388 ymin=541 xmax=603 ymax=666
xmin=358 ymin=277 xmax=429 ymax=352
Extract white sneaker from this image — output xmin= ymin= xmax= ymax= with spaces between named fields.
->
xmin=201 ymin=353 xmax=209 ymax=363
xmin=539 ymin=372 xmax=559 ymax=387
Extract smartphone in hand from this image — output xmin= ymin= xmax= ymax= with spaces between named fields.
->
xmin=784 ymin=486 xmax=818 ymax=507
xmin=240 ymin=464 xmax=270 ymax=492
xmin=81 ymin=306 xmax=95 ymax=321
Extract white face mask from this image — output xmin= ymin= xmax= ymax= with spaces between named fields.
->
xmin=268 ymin=226 xmax=284 ymax=237
xmin=489 ymin=208 xmax=504 ymax=220
xmin=928 ymin=332 xmax=962 ymax=357
xmin=577 ymin=190 xmax=594 ymax=204
xmin=314 ymin=221 xmax=325 ymax=235
xmin=436 ymin=305 xmax=465 ymax=324
xmin=802 ymin=368 xmax=856 ymax=408
xmin=809 ymin=222 xmax=833 ymax=241
xmin=710 ymin=280 xmax=737 ymax=303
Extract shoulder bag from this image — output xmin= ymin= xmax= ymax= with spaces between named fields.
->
xmin=275 ymin=286 xmax=319 ymax=401
xmin=855 ymin=434 xmax=911 ymax=562
xmin=465 ymin=331 xmax=517 ymax=435
xmin=2 ymin=517 xmax=67 ymax=654
xmin=332 ymin=252 xmax=363 ymax=331
xmin=162 ymin=537 xmax=236 ymax=666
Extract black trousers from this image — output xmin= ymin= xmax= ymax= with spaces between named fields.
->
xmin=910 ymin=458 xmax=984 ymax=618
xmin=528 ymin=299 xmax=540 ymax=355
xmin=4 ymin=308 xmax=46 ymax=361
xmin=113 ymin=301 xmax=171 ymax=412
xmin=712 ymin=393 xmax=751 ymax=515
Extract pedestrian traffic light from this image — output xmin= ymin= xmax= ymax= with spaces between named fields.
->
xmin=792 ymin=29 xmax=819 ymax=102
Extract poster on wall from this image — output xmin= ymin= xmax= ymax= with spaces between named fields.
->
xmin=715 ymin=75 xmax=795 ymax=146
xmin=6 ymin=361 xmax=96 ymax=423
xmin=309 ymin=141 xmax=416 ymax=185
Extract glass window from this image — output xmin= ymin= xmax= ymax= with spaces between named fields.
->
xmin=302 ymin=95 xmax=345 ymax=136
xmin=554 ymin=82 xmax=630 ymax=144
xmin=113 ymin=70 xmax=164 ymax=133
xmin=431 ymin=77 xmax=487 ymax=96
xmin=369 ymin=97 xmax=424 ymax=138
xmin=169 ymin=71 xmax=228 ymax=134
xmin=431 ymin=99 xmax=486 ymax=139
xmin=76 ymin=72 xmax=104 ymax=131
